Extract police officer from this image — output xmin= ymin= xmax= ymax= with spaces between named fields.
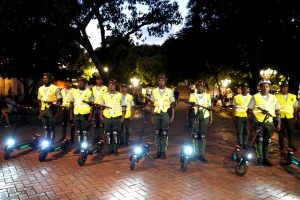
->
xmin=188 ymin=80 xmax=212 ymax=162
xmin=71 ymin=77 xmax=94 ymax=154
xmin=247 ymin=79 xmax=281 ymax=166
xmin=100 ymin=79 xmax=125 ymax=156
xmin=120 ymin=84 xmax=134 ymax=146
xmin=91 ymin=75 xmax=107 ymax=143
xmin=60 ymin=78 xmax=75 ymax=143
xmin=151 ymin=74 xmax=175 ymax=159
xmin=232 ymin=83 xmax=252 ymax=149
xmin=37 ymin=72 xmax=62 ymax=142
xmin=275 ymin=81 xmax=298 ymax=151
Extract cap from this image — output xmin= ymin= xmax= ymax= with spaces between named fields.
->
xmin=120 ymin=83 xmax=128 ymax=88
xmin=240 ymin=83 xmax=249 ymax=88
xmin=280 ymin=80 xmax=289 ymax=87
xmin=195 ymin=80 xmax=205 ymax=86
xmin=259 ymin=79 xmax=271 ymax=85
xmin=157 ymin=74 xmax=167 ymax=81
xmin=108 ymin=79 xmax=118 ymax=85
xmin=77 ymin=77 xmax=87 ymax=83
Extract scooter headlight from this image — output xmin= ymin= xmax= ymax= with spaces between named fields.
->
xmin=41 ymin=140 xmax=50 ymax=148
xmin=183 ymin=145 xmax=193 ymax=156
xmin=247 ymin=153 xmax=253 ymax=160
xmin=134 ymin=146 xmax=143 ymax=155
xmin=6 ymin=138 xmax=15 ymax=147
xmin=81 ymin=142 xmax=88 ymax=149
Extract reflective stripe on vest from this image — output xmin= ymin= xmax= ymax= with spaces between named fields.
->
xmin=92 ymin=86 xmax=107 ymax=104
xmin=189 ymin=93 xmax=211 ymax=118
xmin=73 ymin=89 xmax=92 ymax=115
xmin=234 ymin=94 xmax=252 ymax=117
xmin=39 ymin=84 xmax=59 ymax=110
xmin=253 ymin=93 xmax=277 ymax=123
xmin=61 ymin=88 xmax=73 ymax=108
xmin=153 ymin=88 xmax=172 ymax=113
xmin=275 ymin=93 xmax=296 ymax=119
xmin=103 ymin=92 xmax=122 ymax=118
xmin=123 ymin=94 xmax=133 ymax=118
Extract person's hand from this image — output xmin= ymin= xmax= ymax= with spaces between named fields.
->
xmin=170 ymin=116 xmax=174 ymax=124
xmin=120 ymin=117 xmax=125 ymax=123
xmin=275 ymin=124 xmax=281 ymax=132
xmin=209 ymin=117 xmax=213 ymax=126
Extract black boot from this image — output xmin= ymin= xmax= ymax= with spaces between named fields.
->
xmin=156 ymin=152 xmax=161 ymax=159
xmin=263 ymin=159 xmax=273 ymax=167
xmin=198 ymin=155 xmax=207 ymax=162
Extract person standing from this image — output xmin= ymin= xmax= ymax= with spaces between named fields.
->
xmin=247 ymin=79 xmax=281 ymax=166
xmin=100 ymin=79 xmax=125 ymax=156
xmin=188 ymin=80 xmax=213 ymax=162
xmin=60 ymin=78 xmax=75 ymax=143
xmin=232 ymin=83 xmax=252 ymax=149
xmin=120 ymin=84 xmax=134 ymax=146
xmin=37 ymin=73 xmax=62 ymax=142
xmin=151 ymin=74 xmax=175 ymax=159
xmin=275 ymin=81 xmax=298 ymax=151
xmin=91 ymin=75 xmax=107 ymax=143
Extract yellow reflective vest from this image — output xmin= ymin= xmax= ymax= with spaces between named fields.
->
xmin=188 ymin=92 xmax=211 ymax=118
xmin=102 ymin=92 xmax=123 ymax=118
xmin=73 ymin=89 xmax=92 ymax=115
xmin=92 ymin=85 xmax=107 ymax=104
xmin=275 ymin=93 xmax=297 ymax=119
xmin=253 ymin=93 xmax=277 ymax=123
xmin=123 ymin=94 xmax=133 ymax=118
xmin=152 ymin=87 xmax=173 ymax=113
xmin=61 ymin=88 xmax=74 ymax=108
xmin=234 ymin=94 xmax=252 ymax=117
xmin=38 ymin=84 xmax=60 ymax=110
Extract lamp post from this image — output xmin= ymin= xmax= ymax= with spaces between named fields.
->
xmin=260 ymin=68 xmax=277 ymax=79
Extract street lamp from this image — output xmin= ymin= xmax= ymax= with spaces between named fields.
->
xmin=221 ymin=79 xmax=231 ymax=88
xmin=103 ymin=67 xmax=109 ymax=73
xmin=130 ymin=77 xmax=140 ymax=87
xmin=260 ymin=68 xmax=277 ymax=79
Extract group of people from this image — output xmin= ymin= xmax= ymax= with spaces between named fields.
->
xmin=10 ymin=71 xmax=298 ymax=166
xmin=37 ymin=73 xmax=176 ymax=158
xmin=232 ymin=79 xmax=299 ymax=166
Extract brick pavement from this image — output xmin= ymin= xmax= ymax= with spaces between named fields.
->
xmin=0 ymin=102 xmax=300 ymax=200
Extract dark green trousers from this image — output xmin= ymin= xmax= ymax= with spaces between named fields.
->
xmin=235 ymin=117 xmax=249 ymax=147
xmin=255 ymin=122 xmax=274 ymax=160
xmin=120 ymin=118 xmax=131 ymax=144
xmin=192 ymin=113 xmax=209 ymax=157
xmin=278 ymin=118 xmax=295 ymax=148
xmin=103 ymin=117 xmax=121 ymax=153
xmin=154 ymin=112 xmax=170 ymax=153
xmin=40 ymin=108 xmax=56 ymax=141
xmin=92 ymin=108 xmax=104 ymax=144
xmin=61 ymin=108 xmax=75 ymax=143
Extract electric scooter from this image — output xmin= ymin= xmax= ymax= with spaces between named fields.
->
xmin=129 ymin=142 xmax=153 ymax=170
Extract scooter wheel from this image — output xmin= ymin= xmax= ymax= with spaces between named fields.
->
xmin=180 ymin=158 xmax=189 ymax=172
xmin=78 ymin=152 xmax=87 ymax=166
xmin=38 ymin=151 xmax=48 ymax=162
xmin=4 ymin=150 xmax=12 ymax=160
xmin=130 ymin=157 xmax=137 ymax=170
xmin=235 ymin=163 xmax=248 ymax=176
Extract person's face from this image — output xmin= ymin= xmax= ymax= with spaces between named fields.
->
xmin=78 ymin=80 xmax=86 ymax=89
xmin=121 ymin=87 xmax=127 ymax=94
xmin=108 ymin=83 xmax=116 ymax=91
xmin=241 ymin=86 xmax=248 ymax=94
xmin=280 ymin=86 xmax=289 ymax=94
xmin=43 ymin=75 xmax=50 ymax=85
xmin=95 ymin=79 xmax=102 ymax=86
xmin=158 ymin=78 xmax=165 ymax=87
xmin=260 ymin=83 xmax=270 ymax=94
xmin=196 ymin=85 xmax=205 ymax=93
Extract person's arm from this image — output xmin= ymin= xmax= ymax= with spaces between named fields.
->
xmin=232 ymin=97 xmax=237 ymax=123
xmin=55 ymin=87 xmax=62 ymax=105
xmin=274 ymin=100 xmax=281 ymax=131
xmin=169 ymin=91 xmax=175 ymax=123
xmin=88 ymin=92 xmax=94 ymax=121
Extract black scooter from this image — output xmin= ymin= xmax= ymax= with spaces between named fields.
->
xmin=38 ymin=137 xmax=72 ymax=162
xmin=179 ymin=143 xmax=194 ymax=171
xmin=129 ymin=142 xmax=153 ymax=170
xmin=231 ymin=107 xmax=273 ymax=176
xmin=286 ymin=148 xmax=300 ymax=167
xmin=3 ymin=106 xmax=41 ymax=160
xmin=77 ymin=138 xmax=105 ymax=166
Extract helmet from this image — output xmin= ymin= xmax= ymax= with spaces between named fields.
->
xmin=280 ymin=80 xmax=289 ymax=87
xmin=157 ymin=74 xmax=167 ymax=81
xmin=77 ymin=77 xmax=87 ymax=83
xmin=240 ymin=83 xmax=249 ymax=88
xmin=195 ymin=80 xmax=205 ymax=86
xmin=259 ymin=79 xmax=271 ymax=85
xmin=108 ymin=79 xmax=118 ymax=86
